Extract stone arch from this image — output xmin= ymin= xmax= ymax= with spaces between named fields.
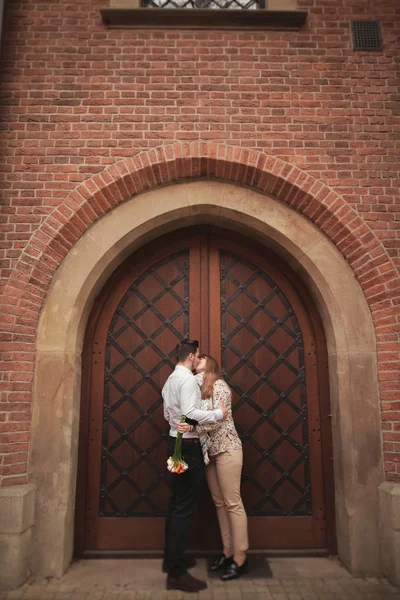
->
xmin=29 ymin=181 xmax=384 ymax=582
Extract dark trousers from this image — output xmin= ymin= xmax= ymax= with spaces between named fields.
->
xmin=164 ymin=436 xmax=205 ymax=577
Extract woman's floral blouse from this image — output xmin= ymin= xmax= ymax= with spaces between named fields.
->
xmin=195 ymin=373 xmax=242 ymax=457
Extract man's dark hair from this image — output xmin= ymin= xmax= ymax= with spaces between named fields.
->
xmin=176 ymin=339 xmax=199 ymax=363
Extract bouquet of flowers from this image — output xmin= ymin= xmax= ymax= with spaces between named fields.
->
xmin=167 ymin=415 xmax=189 ymax=474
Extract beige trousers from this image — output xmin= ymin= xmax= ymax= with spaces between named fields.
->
xmin=205 ymin=444 xmax=249 ymax=562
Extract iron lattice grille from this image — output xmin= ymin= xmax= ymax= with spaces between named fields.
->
xmin=142 ymin=0 xmax=264 ymax=9
xmin=220 ymin=252 xmax=311 ymax=517
xmin=99 ymin=251 xmax=189 ymax=517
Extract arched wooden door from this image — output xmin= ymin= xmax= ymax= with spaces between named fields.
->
xmin=75 ymin=229 xmax=335 ymax=556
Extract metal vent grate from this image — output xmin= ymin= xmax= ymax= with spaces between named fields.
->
xmin=351 ymin=20 xmax=382 ymax=51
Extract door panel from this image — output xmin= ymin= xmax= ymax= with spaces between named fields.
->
xmin=78 ymin=231 xmax=332 ymax=554
xmin=208 ymin=241 xmax=325 ymax=548
xmin=84 ymin=243 xmax=195 ymax=550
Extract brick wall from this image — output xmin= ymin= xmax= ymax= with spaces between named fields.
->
xmin=0 ymin=0 xmax=399 ymax=485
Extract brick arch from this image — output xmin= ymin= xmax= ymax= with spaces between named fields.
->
xmin=3 ymin=143 xmax=397 ymax=325
xmin=27 ymin=180 xmax=385 ymax=580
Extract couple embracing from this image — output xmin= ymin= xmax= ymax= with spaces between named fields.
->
xmin=162 ymin=339 xmax=249 ymax=593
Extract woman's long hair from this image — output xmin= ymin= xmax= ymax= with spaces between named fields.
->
xmin=199 ymin=354 xmax=223 ymax=400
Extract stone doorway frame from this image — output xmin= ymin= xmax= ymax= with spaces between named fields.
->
xmin=29 ymin=181 xmax=384 ymax=580
xmin=75 ymin=225 xmax=335 ymax=557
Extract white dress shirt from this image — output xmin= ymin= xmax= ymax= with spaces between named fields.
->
xmin=162 ymin=365 xmax=223 ymax=438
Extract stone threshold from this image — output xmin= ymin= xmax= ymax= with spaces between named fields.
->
xmin=100 ymin=8 xmax=308 ymax=30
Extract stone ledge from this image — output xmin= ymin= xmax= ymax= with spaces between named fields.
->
xmin=0 ymin=483 xmax=36 ymax=534
xmin=0 ymin=484 xmax=36 ymax=590
xmin=100 ymin=8 xmax=308 ymax=29
xmin=380 ymin=482 xmax=400 ymax=586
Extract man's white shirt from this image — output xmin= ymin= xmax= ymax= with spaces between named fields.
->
xmin=162 ymin=365 xmax=223 ymax=438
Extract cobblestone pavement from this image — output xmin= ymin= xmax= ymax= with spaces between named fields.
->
xmin=2 ymin=558 xmax=400 ymax=600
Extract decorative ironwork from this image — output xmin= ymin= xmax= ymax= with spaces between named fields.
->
xmin=351 ymin=20 xmax=382 ymax=51
xmin=99 ymin=251 xmax=189 ymax=518
xmin=220 ymin=252 xmax=311 ymax=517
xmin=143 ymin=0 xmax=264 ymax=9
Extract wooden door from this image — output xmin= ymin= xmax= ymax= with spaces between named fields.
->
xmin=76 ymin=230 xmax=334 ymax=555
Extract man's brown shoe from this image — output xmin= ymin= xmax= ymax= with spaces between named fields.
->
xmin=166 ymin=572 xmax=207 ymax=592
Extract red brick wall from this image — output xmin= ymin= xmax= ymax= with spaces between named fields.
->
xmin=0 ymin=0 xmax=399 ymax=486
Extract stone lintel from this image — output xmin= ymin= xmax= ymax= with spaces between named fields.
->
xmin=101 ymin=7 xmax=308 ymax=30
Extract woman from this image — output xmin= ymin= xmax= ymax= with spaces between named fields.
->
xmin=178 ymin=354 xmax=249 ymax=581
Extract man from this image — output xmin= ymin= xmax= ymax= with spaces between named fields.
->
xmin=162 ymin=339 xmax=228 ymax=593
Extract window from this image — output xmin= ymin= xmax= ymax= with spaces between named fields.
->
xmin=143 ymin=0 xmax=263 ymax=8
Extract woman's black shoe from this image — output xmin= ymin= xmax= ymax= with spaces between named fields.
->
xmin=220 ymin=559 xmax=248 ymax=581
xmin=209 ymin=554 xmax=233 ymax=572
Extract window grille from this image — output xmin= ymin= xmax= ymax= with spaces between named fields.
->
xmin=142 ymin=0 xmax=264 ymax=9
